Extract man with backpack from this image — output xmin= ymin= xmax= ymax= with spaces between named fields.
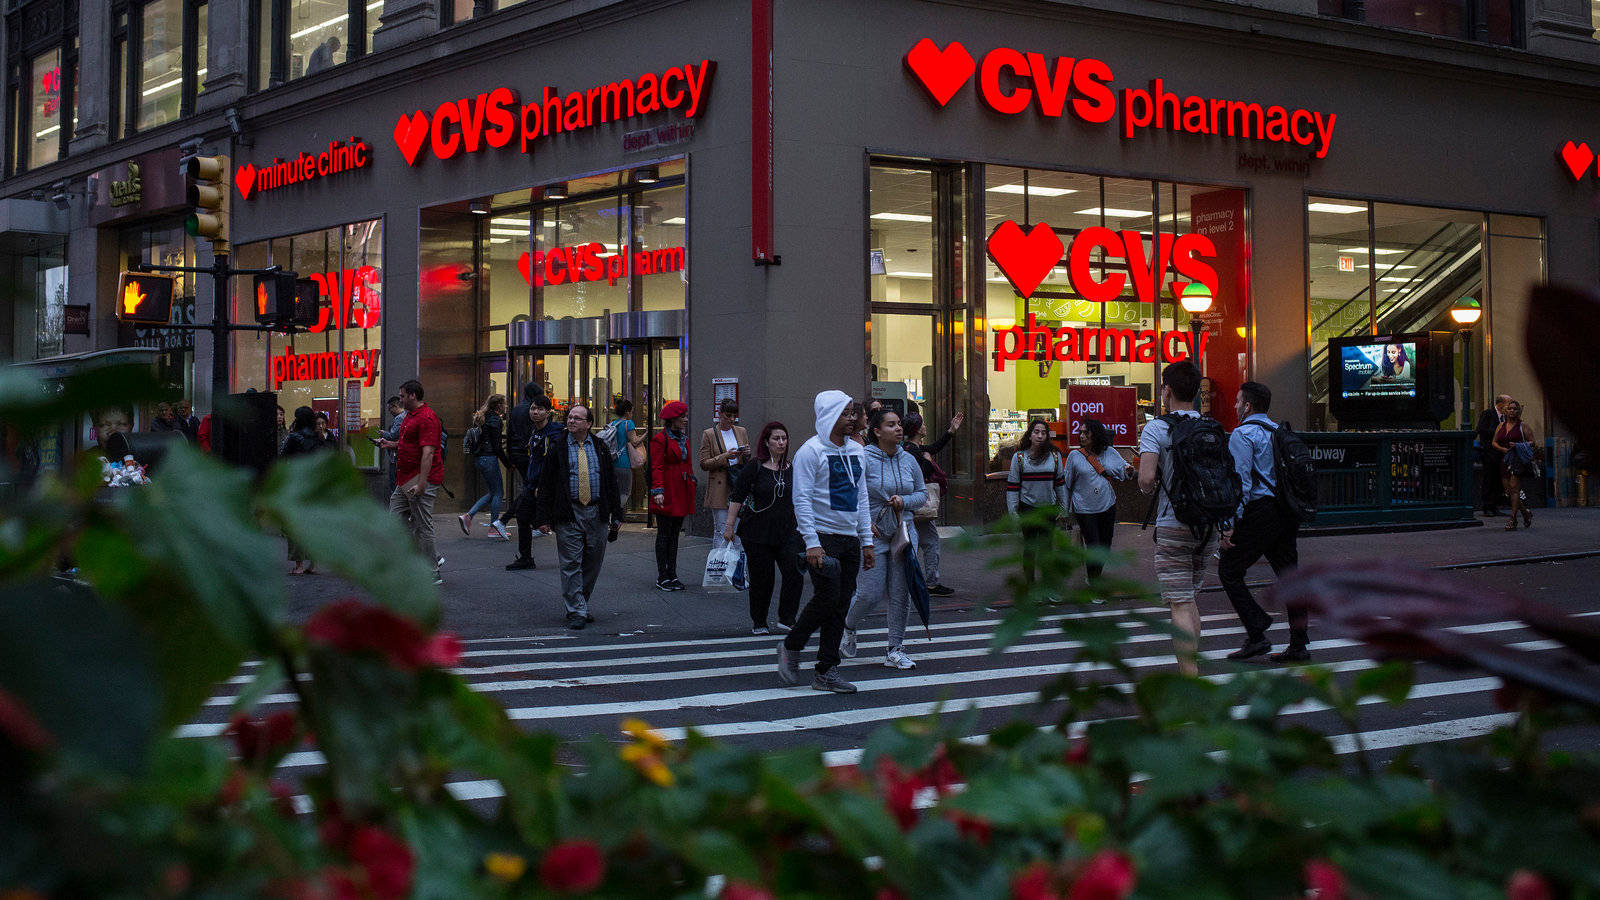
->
xmin=1138 ymin=361 xmax=1236 ymax=677
xmin=1219 ymin=381 xmax=1315 ymax=663
xmin=495 ymin=381 xmax=544 ymax=533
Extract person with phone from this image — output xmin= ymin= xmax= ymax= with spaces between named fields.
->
xmin=377 ymin=379 xmax=444 ymax=586
xmin=700 ymin=398 xmax=750 ymax=554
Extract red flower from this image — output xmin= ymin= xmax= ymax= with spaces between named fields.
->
xmin=875 ymin=888 xmax=909 ymax=900
xmin=1065 ymin=739 xmax=1091 ymax=766
xmin=1067 ymin=851 xmax=1136 ymax=900
xmin=720 ymin=882 xmax=775 ymax=900
xmin=1506 ymin=870 xmax=1553 ymax=900
xmin=268 ymin=779 xmax=298 ymax=818
xmin=539 ymin=841 xmax=605 ymax=894
xmin=0 ymin=688 xmax=53 ymax=753
xmin=1305 ymin=859 xmax=1346 ymax=900
xmin=945 ymin=809 xmax=993 ymax=846
xmin=1012 ymin=863 xmax=1060 ymax=900
xmin=226 ymin=711 xmax=298 ymax=765
xmin=305 ymin=599 xmax=462 ymax=670
xmin=876 ymin=757 xmax=927 ymax=831
xmin=922 ymin=747 xmax=962 ymax=796
xmin=346 ymin=826 xmax=414 ymax=900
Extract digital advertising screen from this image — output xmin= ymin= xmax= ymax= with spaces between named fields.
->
xmin=1337 ymin=341 xmax=1418 ymax=401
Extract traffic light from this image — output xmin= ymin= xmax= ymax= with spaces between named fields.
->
xmin=115 ymin=272 xmax=175 ymax=324
xmin=184 ymin=153 xmax=229 ymax=250
xmin=253 ymin=272 xmax=296 ymax=325
xmin=293 ymin=278 xmax=321 ymax=327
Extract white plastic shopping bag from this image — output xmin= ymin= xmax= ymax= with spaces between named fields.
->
xmin=702 ymin=546 xmax=743 ymax=590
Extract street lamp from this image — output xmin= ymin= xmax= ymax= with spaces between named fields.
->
xmin=1177 ymin=281 xmax=1214 ymax=373
xmin=1451 ymin=297 xmax=1481 ymax=427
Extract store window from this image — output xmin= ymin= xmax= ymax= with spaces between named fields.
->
xmin=1320 ymin=0 xmax=1519 ymax=46
xmin=232 ymin=220 xmax=385 ymax=468
xmin=867 ymin=162 xmax=970 ymax=488
xmin=5 ymin=3 xmax=77 ymax=174
xmin=111 ymin=0 xmax=206 ymax=138
xmin=1305 ymin=197 xmax=1542 ymax=431
xmin=254 ymin=0 xmax=373 ymax=90
xmin=443 ymin=0 xmax=528 ymax=26
xmin=978 ymin=166 xmax=1250 ymax=467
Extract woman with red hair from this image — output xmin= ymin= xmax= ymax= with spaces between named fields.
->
xmin=650 ymin=400 xmax=696 ymax=590
xmin=723 ymin=421 xmax=803 ymax=634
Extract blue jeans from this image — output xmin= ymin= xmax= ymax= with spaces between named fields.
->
xmin=465 ymin=455 xmax=504 ymax=520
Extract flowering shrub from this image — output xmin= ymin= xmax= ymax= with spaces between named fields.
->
xmin=1 ymin=362 xmax=1598 ymax=898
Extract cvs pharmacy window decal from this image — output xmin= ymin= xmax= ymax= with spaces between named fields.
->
xmin=393 ymin=60 xmax=715 ymax=166
xmin=905 ymin=38 xmax=1337 ymax=159
xmin=515 ymin=243 xmax=686 ymax=286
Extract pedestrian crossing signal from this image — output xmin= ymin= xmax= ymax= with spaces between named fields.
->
xmin=115 ymin=272 xmax=175 ymax=324
xmin=293 ymin=278 xmax=321 ymax=327
xmin=253 ymin=272 xmax=296 ymax=325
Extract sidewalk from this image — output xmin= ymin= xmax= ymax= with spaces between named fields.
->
xmin=282 ymin=509 xmax=1600 ymax=641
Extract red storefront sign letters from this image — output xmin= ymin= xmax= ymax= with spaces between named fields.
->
xmin=1065 ymin=385 xmax=1138 ymax=444
xmin=905 ymin=38 xmax=1337 ymax=159
xmin=515 ymin=244 xmax=686 ymax=287
xmin=994 ymin=314 xmax=1207 ymax=372
xmin=236 ymin=139 xmax=369 ymax=200
xmin=392 ymin=60 xmax=715 ymax=166
xmin=302 ymin=266 xmax=381 ymax=334
xmin=986 ymin=219 xmax=1220 ymax=304
xmin=272 ymin=347 xmax=381 ymax=389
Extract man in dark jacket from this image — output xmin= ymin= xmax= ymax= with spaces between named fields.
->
xmin=496 ymin=381 xmax=544 ymax=529
xmin=536 ymin=404 xmax=624 ymax=629
xmin=1476 ymin=394 xmax=1510 ymax=516
xmin=506 ymin=396 xmax=565 ymax=570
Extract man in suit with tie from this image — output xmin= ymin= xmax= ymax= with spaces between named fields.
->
xmin=537 ymin=404 xmax=625 ymax=629
xmin=1476 ymin=394 xmax=1511 ymax=517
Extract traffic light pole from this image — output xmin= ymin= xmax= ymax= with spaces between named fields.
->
xmin=134 ymin=257 xmax=293 ymax=403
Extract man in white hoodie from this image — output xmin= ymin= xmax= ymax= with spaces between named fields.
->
xmin=778 ymin=390 xmax=875 ymax=693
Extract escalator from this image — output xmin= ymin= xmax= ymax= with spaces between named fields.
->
xmin=1309 ymin=222 xmax=1481 ymax=406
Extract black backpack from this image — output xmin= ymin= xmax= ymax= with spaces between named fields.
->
xmin=1247 ymin=421 xmax=1318 ymax=524
xmin=463 ymin=425 xmax=483 ymax=457
xmin=1159 ymin=413 xmax=1242 ymax=538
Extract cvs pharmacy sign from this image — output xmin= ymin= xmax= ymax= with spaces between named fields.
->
xmin=987 ymin=219 xmax=1218 ymax=302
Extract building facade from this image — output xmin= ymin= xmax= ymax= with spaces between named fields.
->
xmin=4 ymin=0 xmax=1598 ymax=518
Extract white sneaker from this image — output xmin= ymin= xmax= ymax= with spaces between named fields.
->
xmin=839 ymin=627 xmax=858 ymax=659
xmin=491 ymin=521 xmax=510 ymax=541
xmin=457 ymin=513 xmax=471 ymax=536
xmin=884 ymin=647 xmax=916 ymax=669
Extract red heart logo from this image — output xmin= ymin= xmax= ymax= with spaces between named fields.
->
xmin=1560 ymin=140 xmax=1594 ymax=181
xmin=236 ymin=163 xmax=256 ymax=200
xmin=987 ymin=220 xmax=1064 ymax=299
xmin=516 ymin=252 xmax=532 ymax=284
xmin=393 ymin=111 xmax=429 ymax=166
xmin=905 ymin=39 xmax=975 ymax=107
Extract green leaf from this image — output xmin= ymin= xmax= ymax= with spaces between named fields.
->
xmin=258 ymin=453 xmax=439 ymax=625
xmin=143 ymin=735 xmax=230 ymax=805
xmin=303 ymin=648 xmax=419 ymax=808
xmin=1354 ymin=661 xmax=1416 ymax=706
xmin=680 ymin=828 xmax=761 ymax=882
xmin=120 ymin=444 xmax=284 ymax=651
xmin=0 ymin=364 xmax=171 ymax=438
xmin=943 ymin=768 xmax=1086 ymax=828
xmin=0 ymin=579 xmax=161 ymax=775
xmin=230 ymin=656 xmax=286 ymax=715
xmin=1338 ymin=845 xmax=1460 ymax=900
xmin=400 ymin=804 xmax=495 ymax=900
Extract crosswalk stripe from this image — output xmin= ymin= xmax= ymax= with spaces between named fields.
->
xmin=208 ymin=618 xmax=1547 ymax=707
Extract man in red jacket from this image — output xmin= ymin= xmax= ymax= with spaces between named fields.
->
xmin=379 ymin=379 xmax=444 ymax=585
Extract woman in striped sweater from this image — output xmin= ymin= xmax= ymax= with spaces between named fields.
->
xmin=1006 ymin=418 xmax=1070 ymax=584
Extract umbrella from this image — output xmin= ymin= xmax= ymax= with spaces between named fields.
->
xmin=903 ymin=549 xmax=933 ymax=638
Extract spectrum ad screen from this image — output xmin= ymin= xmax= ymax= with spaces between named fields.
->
xmin=1338 ymin=341 xmax=1418 ymax=400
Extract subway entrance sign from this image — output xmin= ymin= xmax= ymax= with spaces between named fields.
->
xmin=114 ymin=272 xmax=176 ymax=324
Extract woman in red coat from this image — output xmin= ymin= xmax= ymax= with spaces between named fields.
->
xmin=650 ymin=400 xmax=696 ymax=590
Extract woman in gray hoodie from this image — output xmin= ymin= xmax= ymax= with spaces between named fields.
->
xmin=842 ymin=408 xmax=928 ymax=669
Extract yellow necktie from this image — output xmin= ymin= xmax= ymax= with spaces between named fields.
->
xmin=577 ymin=442 xmax=592 ymax=505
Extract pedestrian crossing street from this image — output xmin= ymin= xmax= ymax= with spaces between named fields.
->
xmin=182 ymin=601 xmax=1588 ymax=803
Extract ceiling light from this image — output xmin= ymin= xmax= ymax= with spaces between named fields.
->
xmin=469 ymin=198 xmax=491 ymax=215
xmin=490 ymin=217 xmax=528 ymax=227
xmin=1378 ymin=276 xmax=1412 ymax=282
xmin=1308 ymin=202 xmax=1367 ymax=214
xmin=662 ymin=216 xmax=686 ymax=226
xmin=1075 ymin=207 xmax=1150 ymax=219
xmin=634 ymin=166 xmax=660 ymax=184
xmin=871 ymin=212 xmax=933 ymax=223
xmin=987 ymin=183 xmax=1077 ymax=197
xmin=885 ymin=271 xmax=932 ymax=278
xmin=290 ymin=13 xmax=348 ymax=40
xmin=544 ymin=182 xmax=569 ymax=201
xmin=1337 ymin=247 xmax=1405 ymax=255
xmin=1450 ymin=297 xmax=1482 ymax=326
xmin=488 ymin=228 xmax=528 ymax=237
